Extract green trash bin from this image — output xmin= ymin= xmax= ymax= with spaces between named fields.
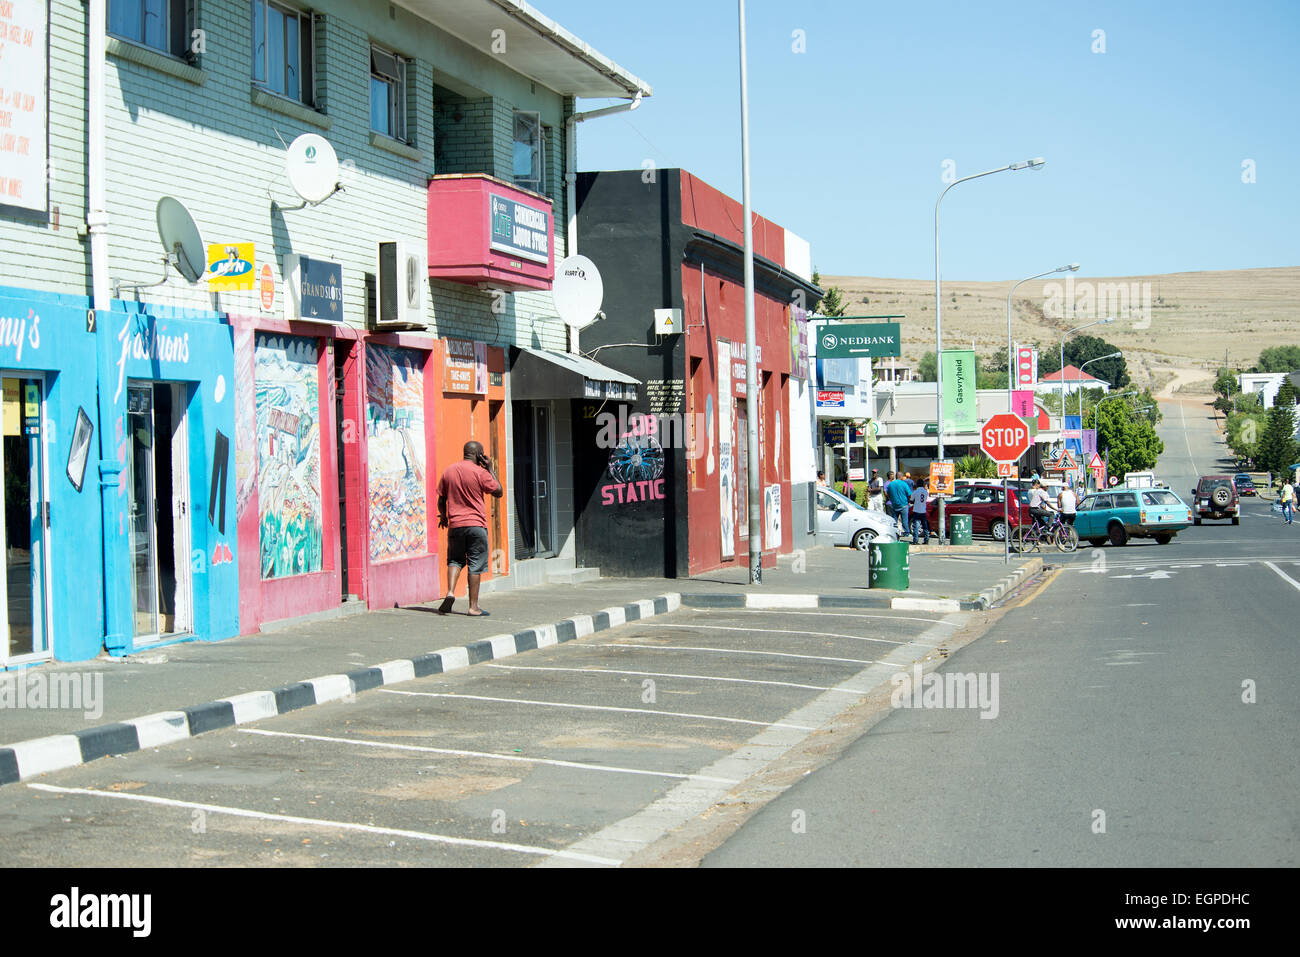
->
xmin=869 ymin=541 xmax=910 ymax=590
xmin=949 ymin=513 xmax=973 ymax=545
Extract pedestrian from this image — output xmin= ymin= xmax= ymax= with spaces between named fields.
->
xmin=841 ymin=475 xmax=855 ymax=501
xmin=1058 ymin=483 xmax=1078 ymax=526
xmin=887 ymin=471 xmax=912 ymax=535
xmin=436 ymin=440 xmax=504 ymax=617
xmin=1281 ymin=478 xmax=1295 ymax=525
xmin=816 ymin=470 xmax=827 ymax=487
xmin=909 ymin=479 xmax=930 ymax=544
xmin=883 ymin=471 xmax=896 ymax=523
xmin=869 ymin=469 xmax=884 ymax=511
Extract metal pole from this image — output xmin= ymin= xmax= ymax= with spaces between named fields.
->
xmin=935 ymin=194 xmax=947 ymax=542
xmin=738 ymin=0 xmax=762 ymax=584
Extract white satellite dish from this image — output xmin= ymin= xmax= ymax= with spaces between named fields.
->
xmin=552 ymin=254 xmax=603 ymax=329
xmin=156 ymin=196 xmax=205 ymax=283
xmin=286 ymin=133 xmax=340 ymax=204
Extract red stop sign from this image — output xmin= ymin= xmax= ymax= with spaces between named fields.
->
xmin=981 ymin=412 xmax=1031 ymax=462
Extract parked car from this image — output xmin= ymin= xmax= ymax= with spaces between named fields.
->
xmin=815 ymin=486 xmax=900 ymax=549
xmin=926 ymin=482 xmax=1032 ymax=542
xmin=1191 ymin=475 xmax=1240 ymax=525
xmin=1234 ymin=473 xmax=1257 ymax=496
xmin=1075 ymin=488 xmax=1193 ymax=546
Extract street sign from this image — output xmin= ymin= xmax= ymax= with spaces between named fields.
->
xmin=929 ymin=460 xmax=954 ymax=496
xmin=1087 ymin=452 xmax=1104 ymax=472
xmin=817 ymin=322 xmax=902 ymax=359
xmin=980 ymin=413 xmax=1032 ymax=463
xmin=997 ymin=462 xmax=1018 ymax=478
xmin=1057 ymin=450 xmax=1077 ymax=470
xmin=923 ymin=423 xmax=939 ymax=435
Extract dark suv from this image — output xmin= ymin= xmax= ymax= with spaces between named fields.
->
xmin=1192 ymin=475 xmax=1240 ymax=525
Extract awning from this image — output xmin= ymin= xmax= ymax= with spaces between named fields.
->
xmin=509 ymin=347 xmax=640 ymax=401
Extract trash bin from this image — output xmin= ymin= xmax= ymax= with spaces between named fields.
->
xmin=949 ymin=513 xmax=973 ymax=545
xmin=868 ymin=541 xmax=910 ymax=590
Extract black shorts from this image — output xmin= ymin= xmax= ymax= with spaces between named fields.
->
xmin=448 ymin=526 xmax=489 ymax=574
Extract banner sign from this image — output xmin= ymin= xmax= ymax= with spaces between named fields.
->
xmin=0 ymin=0 xmax=47 ymax=212
xmin=817 ymin=322 xmax=901 ymax=359
xmin=816 ymin=390 xmax=845 ymax=408
xmin=928 ymin=461 xmax=954 ymax=496
xmin=1015 ymin=344 xmax=1038 ymax=387
xmin=207 ymin=243 xmax=255 ymax=291
xmin=489 ymin=192 xmax=550 ymax=264
xmin=1011 ymin=389 xmax=1036 ymax=420
xmin=1063 ymin=415 xmax=1084 ymax=455
xmin=717 ymin=339 xmax=735 ymax=559
xmin=284 ymin=253 xmax=343 ymax=322
xmin=443 ymin=338 xmax=487 ymax=395
xmin=790 ymin=304 xmax=809 ymax=380
xmin=940 ymin=350 xmax=977 ymax=433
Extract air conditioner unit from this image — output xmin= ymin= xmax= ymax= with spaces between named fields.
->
xmin=376 ymin=240 xmax=426 ymax=327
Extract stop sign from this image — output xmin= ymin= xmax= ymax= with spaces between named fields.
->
xmin=981 ymin=413 xmax=1032 ymax=462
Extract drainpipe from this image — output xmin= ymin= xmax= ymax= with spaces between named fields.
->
xmin=564 ymin=91 xmax=642 ymax=353
xmin=87 ymin=0 xmax=110 ymax=310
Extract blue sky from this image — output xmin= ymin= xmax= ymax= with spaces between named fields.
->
xmin=541 ymin=0 xmax=1298 ymax=280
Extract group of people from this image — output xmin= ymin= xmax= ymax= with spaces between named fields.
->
xmin=823 ymin=468 xmax=933 ymax=544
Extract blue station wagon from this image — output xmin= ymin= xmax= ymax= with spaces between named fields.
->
xmin=1074 ymin=488 xmax=1194 ymax=546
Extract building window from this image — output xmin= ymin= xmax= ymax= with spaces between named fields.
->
xmin=251 ymin=1 xmax=314 ymax=104
xmin=369 ymin=45 xmax=407 ymax=142
xmin=108 ymin=0 xmax=190 ymax=57
xmin=513 ymin=111 xmax=544 ymax=193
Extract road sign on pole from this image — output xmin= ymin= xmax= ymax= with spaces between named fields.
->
xmin=980 ymin=413 xmax=1032 ymax=463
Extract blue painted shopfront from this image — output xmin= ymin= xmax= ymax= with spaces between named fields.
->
xmin=97 ymin=300 xmax=238 ymax=656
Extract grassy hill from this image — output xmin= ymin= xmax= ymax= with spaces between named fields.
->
xmin=819 ymin=267 xmax=1299 ymax=393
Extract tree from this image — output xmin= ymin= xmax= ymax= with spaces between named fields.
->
xmin=1096 ymin=402 xmax=1164 ymax=476
xmin=1256 ymin=382 xmax=1299 ymax=476
xmin=955 ymin=454 xmax=996 ymax=479
xmin=1063 ymin=334 xmax=1129 ymax=389
xmin=977 ymin=369 xmax=1008 ymax=390
xmin=1227 ymin=411 xmax=1267 ymax=468
xmin=917 ymin=351 xmax=937 ymax=382
xmin=811 ymin=270 xmax=848 ymax=318
xmin=1257 ymin=346 xmax=1300 ymax=373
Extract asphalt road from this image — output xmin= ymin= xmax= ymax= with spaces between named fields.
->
xmin=704 ymin=399 xmax=1299 ymax=866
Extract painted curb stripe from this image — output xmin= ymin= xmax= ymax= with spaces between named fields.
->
xmin=127 ymin=711 xmax=190 ymax=749
xmin=11 ymin=734 xmax=82 ymax=779
xmin=746 ymin=594 xmax=818 ymax=609
xmin=348 ymin=668 xmax=385 ymax=694
xmin=222 ymin=690 xmax=278 ymax=724
xmin=272 ymin=682 xmax=316 ymax=713
xmin=184 ymin=701 xmax=236 ymax=735
xmin=75 ymin=723 xmax=140 ymax=764
xmin=0 ymin=749 xmax=18 ymax=786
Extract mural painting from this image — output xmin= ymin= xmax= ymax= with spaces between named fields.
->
xmin=255 ymin=334 xmax=323 ymax=579
xmin=366 ymin=344 xmax=427 ymax=562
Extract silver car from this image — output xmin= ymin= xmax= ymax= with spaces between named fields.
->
xmin=816 ymin=486 xmax=901 ymax=549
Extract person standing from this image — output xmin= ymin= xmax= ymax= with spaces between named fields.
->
xmin=887 ymin=472 xmax=912 ymax=535
xmin=868 ymin=469 xmax=885 ymax=511
xmin=1281 ymin=478 xmax=1295 ymax=525
xmin=909 ymin=480 xmax=930 ymax=544
xmin=436 ymin=440 xmax=503 ymax=617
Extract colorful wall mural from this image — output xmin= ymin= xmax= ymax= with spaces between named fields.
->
xmin=365 ymin=344 xmax=427 ymax=562
xmin=254 ymin=334 xmax=323 ymax=579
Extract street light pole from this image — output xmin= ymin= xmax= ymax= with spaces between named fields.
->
xmin=1004 ymin=262 xmax=1077 ymax=563
xmin=738 ymin=0 xmax=762 ymax=584
xmin=935 ymin=157 xmax=1043 ymax=542
xmin=1058 ymin=316 xmax=1115 ymax=459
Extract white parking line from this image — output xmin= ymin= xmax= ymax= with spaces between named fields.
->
xmin=26 ymin=783 xmax=621 ymax=866
xmin=238 ymin=728 xmax=741 ymax=784
xmin=380 ymin=690 xmax=818 ymax=732
xmin=592 ymin=642 xmax=883 ymax=666
xmin=646 ymin=622 xmax=905 ymax=646
xmin=713 ymin=610 xmax=958 ymax=626
xmin=1264 ymin=561 xmax=1300 ymax=594
xmin=485 ymin=662 xmax=864 ymax=695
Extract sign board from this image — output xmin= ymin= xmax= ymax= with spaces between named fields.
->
xmin=207 ymin=243 xmax=255 ymax=291
xmin=259 ymin=263 xmax=276 ymax=311
xmin=284 ymin=253 xmax=343 ymax=323
xmin=653 ymin=308 xmax=681 ymax=335
xmin=928 ymin=461 xmax=954 ymax=496
xmin=1088 ymin=453 xmax=1104 ymax=472
xmin=1015 ymin=345 xmax=1038 ymax=387
xmin=997 ymin=462 xmax=1018 ymax=478
xmin=817 ymin=390 xmax=845 ymax=408
xmin=980 ymin=413 xmax=1032 ymax=463
xmin=817 ymin=322 xmax=901 ymax=359
xmin=489 ymin=192 xmax=550 ymax=264
xmin=443 ymin=338 xmax=487 ymax=395
xmin=941 ymin=350 xmax=977 ymax=432
xmin=0 ymin=0 xmax=48 ymax=212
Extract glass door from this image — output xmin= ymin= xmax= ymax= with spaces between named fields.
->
xmin=1 ymin=374 xmax=50 ymax=665
xmin=533 ymin=403 xmax=554 ymax=557
xmin=127 ymin=384 xmax=159 ymax=639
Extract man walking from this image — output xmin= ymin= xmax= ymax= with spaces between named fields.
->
xmin=1281 ymin=477 xmax=1295 ymax=525
xmin=909 ymin=479 xmax=930 ymax=544
xmin=436 ymin=440 xmax=503 ymax=617
xmin=887 ymin=472 xmax=912 ymax=535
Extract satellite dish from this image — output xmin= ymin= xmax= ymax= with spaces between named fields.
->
xmin=286 ymin=133 xmax=340 ymax=204
xmin=156 ymin=196 xmax=205 ymax=283
xmin=552 ymin=255 xmax=603 ymax=329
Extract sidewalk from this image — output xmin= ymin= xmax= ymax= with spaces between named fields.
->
xmin=1 ymin=544 xmax=1041 ymax=784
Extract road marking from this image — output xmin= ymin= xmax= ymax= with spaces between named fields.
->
xmin=25 ymin=783 xmax=621 ymax=866
xmin=1264 ymin=561 xmax=1300 ymax=594
xmin=645 ymin=622 xmax=905 ymax=646
xmin=380 ymin=690 xmax=819 ymax=732
xmin=592 ymin=642 xmax=882 ymax=666
xmin=1012 ymin=566 xmax=1064 ymax=608
xmin=237 ymin=728 xmax=741 ymax=784
xmin=1178 ymin=402 xmax=1198 ymax=474
xmin=485 ymin=662 xmax=864 ymax=695
xmin=1111 ymin=570 xmax=1175 ymax=580
xmin=701 ymin=610 xmax=957 ymax=627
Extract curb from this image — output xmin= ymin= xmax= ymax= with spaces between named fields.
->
xmin=0 ymin=594 xmax=682 ymax=788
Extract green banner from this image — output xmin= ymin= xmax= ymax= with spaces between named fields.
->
xmin=941 ymin=350 xmax=977 ymax=433
xmin=817 ymin=322 xmax=901 ymax=359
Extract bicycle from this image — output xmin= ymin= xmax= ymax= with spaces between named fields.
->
xmin=1011 ymin=512 xmax=1079 ymax=553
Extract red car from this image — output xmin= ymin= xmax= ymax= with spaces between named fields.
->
xmin=925 ymin=483 xmax=1033 ymax=542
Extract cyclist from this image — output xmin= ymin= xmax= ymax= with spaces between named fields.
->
xmin=1058 ymin=483 xmax=1078 ymax=526
xmin=1027 ymin=478 xmax=1058 ymax=531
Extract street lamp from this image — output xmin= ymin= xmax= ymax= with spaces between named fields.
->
xmin=935 ymin=156 xmax=1044 ymax=540
xmin=1078 ymin=351 xmax=1122 ymax=418
xmin=1059 ymin=317 xmax=1115 ymax=434
xmin=1091 ymin=389 xmax=1141 ymax=431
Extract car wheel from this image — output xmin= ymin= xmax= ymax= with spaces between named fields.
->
xmin=1108 ymin=522 xmax=1128 ymax=547
xmin=989 ymin=519 xmax=1007 ymax=542
xmin=1154 ymin=533 xmax=1173 ymax=545
xmin=852 ymin=528 xmax=877 ymax=550
xmin=1088 ymin=538 xmax=1106 ymax=547
xmin=1231 ymin=517 xmax=1240 ymax=525
xmin=1211 ymin=486 xmax=1232 ymax=508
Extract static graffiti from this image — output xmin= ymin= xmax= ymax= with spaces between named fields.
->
xmin=600 ymin=419 xmax=667 ymax=506
xmin=601 ymin=478 xmax=666 ymax=505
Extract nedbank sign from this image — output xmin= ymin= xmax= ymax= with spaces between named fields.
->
xmin=817 ymin=322 xmax=901 ymax=359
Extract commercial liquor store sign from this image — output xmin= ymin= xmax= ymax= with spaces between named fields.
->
xmin=817 ymin=322 xmax=901 ymax=359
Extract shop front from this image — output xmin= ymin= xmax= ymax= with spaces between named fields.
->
xmin=0 ymin=286 xmax=102 ymax=666
xmin=98 ymin=300 xmax=238 ymax=655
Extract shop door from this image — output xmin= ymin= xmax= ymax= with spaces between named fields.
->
xmin=735 ymin=401 xmax=748 ymax=541
xmin=510 ymin=401 xmax=554 ymax=560
xmin=0 ymin=375 xmax=50 ymax=665
xmin=127 ymin=382 xmax=192 ymax=643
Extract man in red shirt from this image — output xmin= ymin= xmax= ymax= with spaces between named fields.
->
xmin=436 ymin=440 xmax=503 ymax=616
